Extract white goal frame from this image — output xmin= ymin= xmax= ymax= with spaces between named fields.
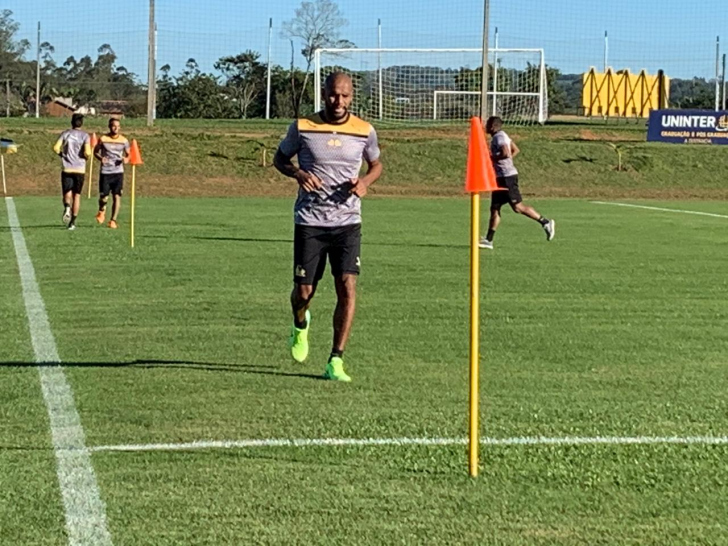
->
xmin=314 ymin=47 xmax=548 ymax=124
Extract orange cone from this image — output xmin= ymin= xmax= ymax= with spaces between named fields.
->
xmin=128 ymin=139 xmax=143 ymax=166
xmin=465 ymin=117 xmax=503 ymax=193
xmin=89 ymin=132 xmax=98 ymax=149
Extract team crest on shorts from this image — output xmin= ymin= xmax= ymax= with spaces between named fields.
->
xmin=295 ymin=265 xmax=306 ymax=277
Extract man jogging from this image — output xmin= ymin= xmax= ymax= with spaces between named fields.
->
xmin=94 ymin=118 xmax=130 ymax=229
xmin=53 ymin=113 xmax=91 ymax=230
xmin=479 ymin=116 xmax=555 ymax=249
xmin=274 ymin=72 xmax=383 ymax=382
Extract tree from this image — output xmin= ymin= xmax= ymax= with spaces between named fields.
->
xmin=670 ymin=78 xmax=715 ymax=109
xmin=282 ymin=0 xmax=354 ymax=116
xmin=215 ymin=50 xmax=267 ymax=118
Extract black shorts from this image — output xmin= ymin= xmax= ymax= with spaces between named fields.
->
xmin=99 ymin=173 xmax=124 ymax=196
xmin=61 ymin=172 xmax=85 ymax=194
xmin=293 ymin=224 xmax=361 ymax=285
xmin=491 ymin=175 xmax=523 ymax=208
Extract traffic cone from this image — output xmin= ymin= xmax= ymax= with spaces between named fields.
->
xmin=465 ymin=117 xmax=503 ymax=193
xmin=129 ymin=139 xmax=143 ymax=165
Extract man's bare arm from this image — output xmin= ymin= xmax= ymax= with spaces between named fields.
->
xmin=350 ymin=158 xmax=383 ymax=198
xmin=273 ymin=149 xmax=323 ymax=193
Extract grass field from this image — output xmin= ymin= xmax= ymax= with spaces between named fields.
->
xmin=2 ymin=195 xmax=727 ymax=544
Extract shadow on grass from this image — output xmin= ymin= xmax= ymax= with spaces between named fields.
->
xmin=158 ymin=235 xmax=469 ymax=249
xmin=0 ymin=358 xmax=324 ymax=380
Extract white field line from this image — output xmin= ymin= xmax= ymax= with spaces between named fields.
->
xmin=5 ymin=197 xmax=112 ymax=546
xmin=592 ymin=200 xmax=728 ymax=219
xmin=89 ymin=435 xmax=728 ymax=453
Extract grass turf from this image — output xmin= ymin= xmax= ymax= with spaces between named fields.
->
xmin=1 ymin=118 xmax=727 ymax=199
xmin=1 ymin=196 xmax=727 ymax=544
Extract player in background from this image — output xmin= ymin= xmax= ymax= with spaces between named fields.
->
xmin=479 ymin=116 xmax=555 ymax=249
xmin=53 ymin=113 xmax=91 ymax=230
xmin=94 ymin=118 xmax=130 ymax=229
xmin=274 ymin=72 xmax=383 ymax=382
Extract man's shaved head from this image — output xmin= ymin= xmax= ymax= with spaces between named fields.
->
xmin=325 ymin=72 xmax=352 ymax=92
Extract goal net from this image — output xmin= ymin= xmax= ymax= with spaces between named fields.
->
xmin=314 ymin=48 xmax=548 ymax=124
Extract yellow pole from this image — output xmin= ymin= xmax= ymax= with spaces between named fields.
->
xmin=130 ymin=165 xmax=136 ymax=248
xmin=1 ymin=155 xmax=6 ymax=195
xmin=469 ymin=192 xmax=480 ymax=477
xmin=87 ymin=156 xmax=94 ymax=199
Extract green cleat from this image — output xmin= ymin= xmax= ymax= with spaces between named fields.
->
xmin=289 ymin=310 xmax=311 ymax=363
xmin=323 ymin=356 xmax=351 ymax=382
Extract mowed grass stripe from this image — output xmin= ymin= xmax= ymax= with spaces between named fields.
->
xmin=5 ymin=197 xmax=113 ymax=546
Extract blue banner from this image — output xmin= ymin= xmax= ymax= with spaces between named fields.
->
xmin=647 ymin=110 xmax=728 ymax=144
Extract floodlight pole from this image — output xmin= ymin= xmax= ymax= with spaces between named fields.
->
xmin=715 ymin=36 xmax=720 ymax=112
xmin=492 ymin=27 xmax=498 ymax=117
xmin=147 ymin=0 xmax=156 ymax=127
xmin=723 ymin=53 xmax=727 ymax=111
xmin=266 ymin=18 xmax=273 ymax=120
xmin=604 ymin=31 xmax=608 ymax=72
xmin=35 ymin=22 xmax=40 ymax=118
xmin=479 ymin=1 xmax=490 ymax=123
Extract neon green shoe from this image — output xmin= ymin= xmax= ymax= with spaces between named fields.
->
xmin=323 ymin=356 xmax=351 ymax=382
xmin=289 ymin=310 xmax=311 ymax=363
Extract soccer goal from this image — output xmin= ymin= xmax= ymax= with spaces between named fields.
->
xmin=313 ymin=48 xmax=548 ymax=124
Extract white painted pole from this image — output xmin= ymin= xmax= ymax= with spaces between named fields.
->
xmin=2 ymin=155 xmax=6 ymax=195
xmin=716 ymin=36 xmax=720 ymax=111
xmin=479 ymin=0 xmax=490 ymax=122
xmin=35 ymin=22 xmax=40 ymax=118
xmin=266 ymin=18 xmax=273 ymax=119
xmin=492 ymin=27 xmax=498 ymax=117
xmin=147 ymin=0 xmax=156 ymax=127
xmin=722 ymin=53 xmax=727 ymax=111
xmin=314 ymin=49 xmax=321 ymax=111
xmin=378 ymin=19 xmax=383 ymax=120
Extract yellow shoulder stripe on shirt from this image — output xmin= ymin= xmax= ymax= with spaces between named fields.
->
xmin=99 ymin=135 xmax=128 ymax=144
xmin=297 ymin=113 xmax=372 ymax=138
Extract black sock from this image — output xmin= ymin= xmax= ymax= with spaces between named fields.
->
xmin=538 ymin=216 xmax=549 ymax=226
xmin=486 ymin=229 xmax=496 ymax=241
xmin=294 ymin=316 xmax=308 ymax=329
xmin=330 ymin=348 xmax=344 ymax=359
xmin=69 ymin=215 xmax=77 ymax=226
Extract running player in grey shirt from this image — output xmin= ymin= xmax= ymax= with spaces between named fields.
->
xmin=53 ymin=113 xmax=91 ymax=230
xmin=274 ymin=72 xmax=383 ymax=382
xmin=479 ymin=116 xmax=555 ymax=249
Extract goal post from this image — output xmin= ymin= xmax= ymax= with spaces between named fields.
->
xmin=314 ymin=47 xmax=548 ymax=124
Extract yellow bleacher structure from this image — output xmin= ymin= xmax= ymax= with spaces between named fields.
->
xmin=582 ymin=68 xmax=669 ymax=118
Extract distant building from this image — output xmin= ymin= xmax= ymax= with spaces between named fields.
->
xmin=45 ymin=97 xmax=76 ymax=117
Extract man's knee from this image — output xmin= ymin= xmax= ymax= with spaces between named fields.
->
xmin=335 ymin=275 xmax=357 ymax=300
xmin=293 ymin=283 xmax=315 ymax=304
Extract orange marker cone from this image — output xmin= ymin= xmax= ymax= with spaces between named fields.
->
xmin=128 ymin=139 xmax=143 ymax=248
xmin=129 ymin=139 xmax=143 ymax=165
xmin=465 ymin=117 xmax=504 ymax=193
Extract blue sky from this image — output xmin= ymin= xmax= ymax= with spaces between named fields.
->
xmin=5 ymin=0 xmax=728 ymax=81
